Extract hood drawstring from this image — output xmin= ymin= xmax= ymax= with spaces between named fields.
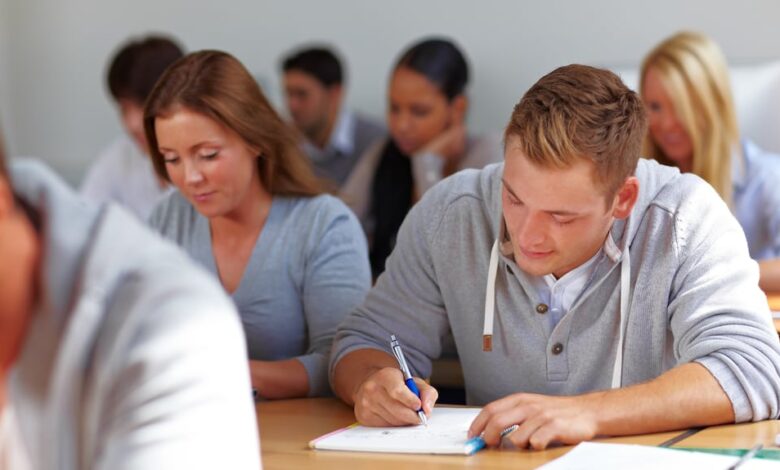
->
xmin=482 ymin=240 xmax=500 ymax=352
xmin=482 ymin=238 xmax=631 ymax=390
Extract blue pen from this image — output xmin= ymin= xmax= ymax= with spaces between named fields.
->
xmin=464 ymin=424 xmax=519 ymax=455
xmin=390 ymin=334 xmax=428 ymax=426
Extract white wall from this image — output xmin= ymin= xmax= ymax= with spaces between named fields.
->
xmin=3 ymin=0 xmax=780 ymax=185
xmin=0 ymin=0 xmax=12 ymax=153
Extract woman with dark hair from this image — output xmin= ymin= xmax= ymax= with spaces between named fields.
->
xmin=341 ymin=37 xmax=501 ymax=277
xmin=145 ymin=50 xmax=371 ymax=399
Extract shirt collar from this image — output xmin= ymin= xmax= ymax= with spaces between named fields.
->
xmin=732 ymin=140 xmax=748 ymax=191
xmin=328 ymin=107 xmax=355 ymax=155
xmin=538 ymin=245 xmax=603 ymax=290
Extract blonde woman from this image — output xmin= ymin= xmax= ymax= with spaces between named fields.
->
xmin=640 ymin=31 xmax=780 ymax=291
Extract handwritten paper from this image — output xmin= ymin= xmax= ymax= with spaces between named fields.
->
xmin=309 ymin=407 xmax=481 ymax=454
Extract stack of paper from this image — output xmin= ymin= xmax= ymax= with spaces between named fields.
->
xmin=539 ymin=442 xmax=776 ymax=469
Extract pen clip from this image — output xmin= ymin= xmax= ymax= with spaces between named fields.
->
xmin=390 ymin=334 xmax=413 ymax=379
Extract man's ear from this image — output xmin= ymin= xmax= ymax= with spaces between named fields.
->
xmin=611 ymin=176 xmax=639 ymax=220
xmin=328 ymin=84 xmax=344 ymax=106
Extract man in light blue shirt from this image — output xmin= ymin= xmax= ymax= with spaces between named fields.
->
xmin=281 ymin=46 xmax=384 ymax=187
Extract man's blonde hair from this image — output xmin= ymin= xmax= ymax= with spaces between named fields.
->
xmin=640 ymin=31 xmax=739 ymax=206
xmin=505 ymin=64 xmax=647 ymax=198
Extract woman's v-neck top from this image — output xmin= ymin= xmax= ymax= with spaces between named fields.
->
xmin=149 ymin=190 xmax=371 ymax=396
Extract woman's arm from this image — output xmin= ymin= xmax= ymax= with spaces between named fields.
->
xmin=759 ymin=258 xmax=780 ymax=293
xmin=298 ymin=200 xmax=372 ymax=397
xmin=249 ymin=359 xmax=309 ymax=399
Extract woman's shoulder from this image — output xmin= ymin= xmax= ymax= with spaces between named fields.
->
xmin=272 ymin=194 xmax=367 ymax=261
xmin=278 ymin=193 xmax=356 ymax=223
xmin=743 ymin=140 xmax=780 ymax=175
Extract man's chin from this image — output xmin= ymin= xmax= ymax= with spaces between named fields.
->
xmin=515 ymin=260 xmax=555 ymax=278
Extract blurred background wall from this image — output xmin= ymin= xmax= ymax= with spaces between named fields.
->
xmin=2 ymin=0 xmax=780 ymax=185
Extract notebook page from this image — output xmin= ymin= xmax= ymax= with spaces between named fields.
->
xmin=310 ymin=407 xmax=481 ymax=455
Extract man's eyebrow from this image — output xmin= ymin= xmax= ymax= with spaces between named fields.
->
xmin=501 ymin=178 xmax=582 ymax=217
xmin=501 ymin=178 xmax=520 ymax=200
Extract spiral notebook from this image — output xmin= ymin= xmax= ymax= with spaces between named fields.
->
xmin=309 ymin=407 xmax=484 ymax=455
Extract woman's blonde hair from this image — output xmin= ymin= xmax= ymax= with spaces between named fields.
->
xmin=640 ymin=31 xmax=740 ymax=205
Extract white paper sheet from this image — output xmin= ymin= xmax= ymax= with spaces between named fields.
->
xmin=309 ymin=407 xmax=482 ymax=455
xmin=539 ymin=442 xmax=777 ymax=469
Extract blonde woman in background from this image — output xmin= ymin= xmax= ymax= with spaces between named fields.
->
xmin=640 ymin=31 xmax=780 ymax=291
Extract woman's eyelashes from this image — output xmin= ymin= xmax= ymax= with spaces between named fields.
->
xmin=162 ymin=150 xmax=219 ymax=165
xmin=162 ymin=153 xmax=180 ymax=165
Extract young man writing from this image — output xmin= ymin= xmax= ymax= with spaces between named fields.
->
xmin=330 ymin=64 xmax=780 ymax=450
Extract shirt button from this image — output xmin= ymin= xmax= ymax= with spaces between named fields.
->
xmin=552 ymin=343 xmax=564 ymax=355
xmin=536 ymin=303 xmax=548 ymax=314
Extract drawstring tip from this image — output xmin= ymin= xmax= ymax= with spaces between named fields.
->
xmin=483 ymin=335 xmax=492 ymax=352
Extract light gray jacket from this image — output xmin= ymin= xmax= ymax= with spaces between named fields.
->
xmin=8 ymin=160 xmax=261 ymax=469
xmin=331 ymin=159 xmax=780 ymax=422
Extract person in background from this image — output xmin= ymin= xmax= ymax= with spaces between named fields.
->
xmin=146 ymin=50 xmax=371 ymax=399
xmin=282 ymin=46 xmax=383 ymax=187
xmin=0 ymin=136 xmax=260 ymax=467
xmin=330 ymin=64 xmax=780 ymax=450
xmin=80 ymin=35 xmax=184 ymax=220
xmin=640 ymin=31 xmax=780 ymax=291
xmin=341 ymin=37 xmax=502 ymax=278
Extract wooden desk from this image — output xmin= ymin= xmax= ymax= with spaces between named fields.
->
xmin=677 ymin=420 xmax=780 ymax=449
xmin=768 ymin=294 xmax=780 ymax=332
xmin=257 ymin=398 xmax=780 ymax=469
xmin=768 ymin=294 xmax=780 ymax=312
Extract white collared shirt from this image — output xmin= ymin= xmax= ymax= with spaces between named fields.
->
xmin=529 ymin=248 xmax=604 ymax=336
xmin=80 ymin=135 xmax=171 ymax=220
xmin=732 ymin=139 xmax=780 ymax=260
xmin=303 ymin=108 xmax=355 ymax=162
xmin=498 ymin=218 xmax=614 ymax=336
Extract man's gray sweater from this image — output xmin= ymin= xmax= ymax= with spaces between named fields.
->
xmin=331 ymin=159 xmax=780 ymax=422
